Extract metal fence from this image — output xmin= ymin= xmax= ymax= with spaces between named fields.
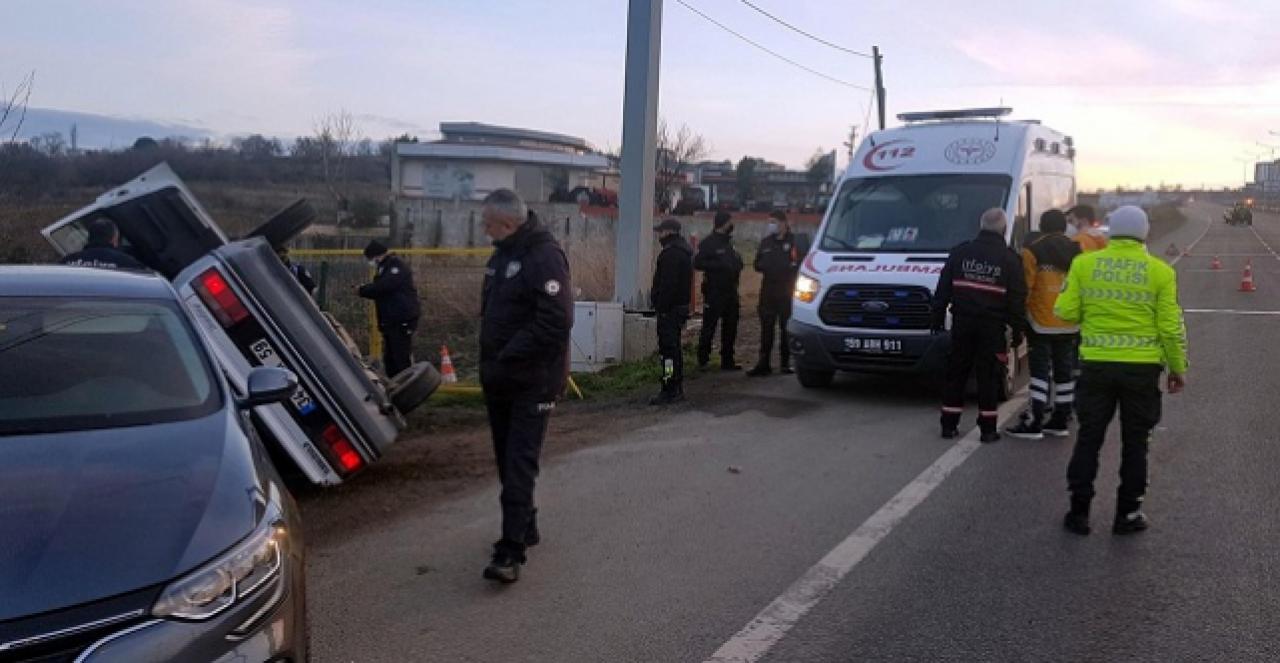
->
xmin=293 ymin=248 xmax=491 ymax=380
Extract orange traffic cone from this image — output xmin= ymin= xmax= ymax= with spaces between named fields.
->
xmin=1211 ymin=256 xmax=1222 ymax=270
xmin=1240 ymin=261 xmax=1257 ymax=292
xmin=439 ymin=345 xmax=458 ymax=383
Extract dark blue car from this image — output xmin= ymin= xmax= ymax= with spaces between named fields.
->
xmin=0 ymin=266 xmax=307 ymax=662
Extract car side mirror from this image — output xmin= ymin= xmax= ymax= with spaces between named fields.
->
xmin=239 ymin=367 xmax=298 ymax=409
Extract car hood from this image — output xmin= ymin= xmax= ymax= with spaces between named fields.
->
xmin=0 ymin=410 xmax=262 ymax=620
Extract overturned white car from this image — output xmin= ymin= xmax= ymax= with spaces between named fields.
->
xmin=42 ymin=163 xmax=440 ymax=485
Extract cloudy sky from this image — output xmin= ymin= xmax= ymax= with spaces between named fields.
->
xmin=5 ymin=0 xmax=1279 ymax=190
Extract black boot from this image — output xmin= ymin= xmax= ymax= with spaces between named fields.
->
xmin=1063 ymin=497 xmax=1091 ymax=536
xmin=649 ymin=387 xmax=686 ymax=405
xmin=483 ymin=544 xmax=525 ymax=584
xmin=746 ymin=362 xmax=771 ymax=377
xmin=1113 ymin=511 xmax=1150 ymax=535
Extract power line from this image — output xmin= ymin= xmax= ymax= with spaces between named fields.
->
xmin=674 ymin=0 xmax=872 ymax=92
xmin=740 ymin=0 xmax=873 ymax=59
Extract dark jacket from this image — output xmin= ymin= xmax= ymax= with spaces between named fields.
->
xmin=693 ymin=231 xmax=743 ymax=297
xmin=754 ymin=232 xmax=801 ymax=295
xmin=480 ymin=218 xmax=574 ymax=400
xmin=651 ymin=235 xmax=693 ymax=314
xmin=358 ymin=254 xmax=420 ymax=326
xmin=61 ymin=243 xmax=147 ymax=271
xmin=285 ymin=260 xmax=317 ymax=296
xmin=932 ymin=230 xmax=1027 ymax=334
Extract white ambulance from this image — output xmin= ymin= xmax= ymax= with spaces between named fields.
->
xmin=787 ymin=108 xmax=1076 ymax=396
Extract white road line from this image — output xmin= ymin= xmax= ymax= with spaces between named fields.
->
xmin=1248 ymin=225 xmax=1280 ymax=260
xmin=705 ymin=395 xmax=1026 ymax=663
xmin=1184 ymin=309 xmax=1280 ymax=316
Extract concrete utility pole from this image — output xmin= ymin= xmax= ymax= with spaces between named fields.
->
xmin=614 ymin=0 xmax=663 ymax=309
xmin=873 ymin=46 xmax=886 ymax=130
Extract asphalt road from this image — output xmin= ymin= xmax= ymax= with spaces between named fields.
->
xmin=309 ymin=202 xmax=1280 ymax=662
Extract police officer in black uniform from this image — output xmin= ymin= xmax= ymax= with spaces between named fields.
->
xmin=277 ymin=246 xmax=317 ymax=297
xmin=650 ymin=218 xmax=693 ymax=405
xmin=748 ymin=210 xmax=800 ymax=376
xmin=694 ymin=211 xmax=744 ymax=370
xmin=932 ymin=208 xmax=1027 ymax=443
xmin=357 ymin=240 xmax=420 ymax=379
xmin=477 ymin=190 xmax=573 ymax=583
xmin=61 ymin=218 xmax=147 ymax=271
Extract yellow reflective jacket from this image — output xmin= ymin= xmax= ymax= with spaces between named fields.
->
xmin=1054 ymin=238 xmax=1189 ymax=373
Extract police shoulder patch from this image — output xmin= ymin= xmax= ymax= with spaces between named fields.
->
xmin=544 ymin=279 xmax=562 ymax=295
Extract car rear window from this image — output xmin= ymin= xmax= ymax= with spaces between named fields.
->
xmin=0 ymin=297 xmax=222 ymax=435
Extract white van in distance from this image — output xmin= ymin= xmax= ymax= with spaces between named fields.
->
xmin=787 ymin=107 xmax=1076 ymax=395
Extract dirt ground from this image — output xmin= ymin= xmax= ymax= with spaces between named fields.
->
xmin=295 ymin=311 xmax=772 ymax=548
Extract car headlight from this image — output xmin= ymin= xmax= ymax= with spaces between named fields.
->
xmin=794 ymin=274 xmax=821 ymax=303
xmin=152 ymin=515 xmax=286 ymax=621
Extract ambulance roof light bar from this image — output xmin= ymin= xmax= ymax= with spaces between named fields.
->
xmin=897 ymin=107 xmax=1013 ymax=124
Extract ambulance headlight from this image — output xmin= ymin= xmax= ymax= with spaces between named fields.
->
xmin=794 ymin=274 xmax=821 ymax=303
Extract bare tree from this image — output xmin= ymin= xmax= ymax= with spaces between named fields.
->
xmin=314 ymin=110 xmax=363 ymax=210
xmin=30 ymin=131 xmax=66 ymax=157
xmin=654 ymin=118 xmax=709 ymax=211
xmin=0 ymin=70 xmax=35 ymax=143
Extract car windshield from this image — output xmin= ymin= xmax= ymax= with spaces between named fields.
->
xmin=0 ymin=297 xmax=221 ymax=435
xmin=819 ymin=174 xmax=1012 ymax=253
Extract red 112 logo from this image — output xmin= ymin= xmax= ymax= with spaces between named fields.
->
xmin=863 ymin=140 xmax=916 ymax=172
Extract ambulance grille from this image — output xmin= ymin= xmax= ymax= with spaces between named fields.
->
xmin=819 ymin=285 xmax=933 ymax=329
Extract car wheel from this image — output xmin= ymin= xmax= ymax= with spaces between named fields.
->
xmin=247 ymin=199 xmax=317 ymax=247
xmin=796 ymin=367 xmax=835 ymax=388
xmin=388 ymin=361 xmax=442 ymax=414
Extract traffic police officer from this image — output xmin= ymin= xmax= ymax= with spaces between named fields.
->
xmin=694 ymin=211 xmax=744 ymax=370
xmin=748 ymin=210 xmax=800 ymax=376
xmin=932 ymin=208 xmax=1027 ymax=443
xmin=1055 ymin=205 xmax=1188 ymax=536
xmin=357 ymin=240 xmax=420 ymax=379
xmin=478 ymin=189 xmax=573 ymax=583
xmin=650 ymin=218 xmax=693 ymax=405
xmin=61 ymin=218 xmax=146 ymax=271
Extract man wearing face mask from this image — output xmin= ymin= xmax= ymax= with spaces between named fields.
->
xmin=694 ymin=211 xmax=744 ymax=370
xmin=477 ymin=189 xmax=573 ymax=583
xmin=357 ymin=240 xmax=421 ymax=379
xmin=748 ymin=210 xmax=800 ymax=376
xmin=650 ymin=218 xmax=694 ymax=404
xmin=1067 ymin=204 xmax=1107 ymax=253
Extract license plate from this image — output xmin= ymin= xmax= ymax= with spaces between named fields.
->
xmin=843 ymin=337 xmax=903 ymax=354
xmin=249 ymin=338 xmax=317 ymax=415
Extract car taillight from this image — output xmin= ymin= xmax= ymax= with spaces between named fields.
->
xmin=195 ymin=268 xmax=250 ymax=327
xmin=322 ymin=424 xmax=364 ymax=473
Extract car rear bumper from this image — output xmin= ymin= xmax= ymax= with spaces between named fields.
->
xmin=787 ymin=318 xmax=949 ymax=374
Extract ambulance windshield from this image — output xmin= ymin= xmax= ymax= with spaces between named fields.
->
xmin=820 ymin=174 xmax=1011 ymax=253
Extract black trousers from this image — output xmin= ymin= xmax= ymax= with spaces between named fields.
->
xmin=698 ymin=291 xmax=739 ymax=365
xmin=485 ymin=395 xmax=552 ymax=558
xmin=757 ymin=290 xmax=792 ymax=368
xmin=381 ymin=319 xmax=417 ymax=379
xmin=941 ymin=318 xmax=1006 ymax=434
xmin=1027 ymin=330 xmax=1079 ymax=423
xmin=657 ymin=308 xmax=688 ymax=393
xmin=1067 ymin=362 xmax=1162 ymax=514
